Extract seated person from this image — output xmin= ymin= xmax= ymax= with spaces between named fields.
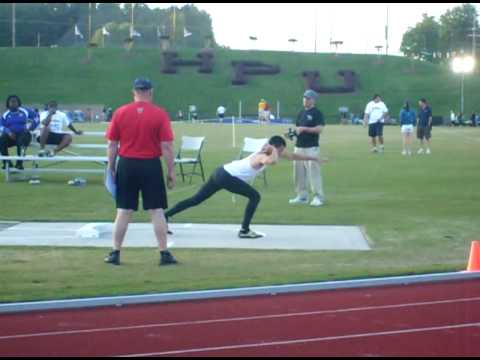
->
xmin=0 ymin=95 xmax=39 ymax=170
xmin=37 ymin=101 xmax=83 ymax=156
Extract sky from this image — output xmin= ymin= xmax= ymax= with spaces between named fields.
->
xmin=147 ymin=3 xmax=479 ymax=56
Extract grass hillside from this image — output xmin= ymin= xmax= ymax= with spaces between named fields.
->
xmin=0 ymin=47 xmax=479 ymax=121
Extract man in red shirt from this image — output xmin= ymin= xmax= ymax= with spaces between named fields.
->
xmin=104 ymin=78 xmax=177 ymax=266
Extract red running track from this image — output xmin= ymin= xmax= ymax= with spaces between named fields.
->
xmin=1 ymin=279 xmax=480 ymax=357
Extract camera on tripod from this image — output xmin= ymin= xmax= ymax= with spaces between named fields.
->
xmin=285 ymin=128 xmax=297 ymax=141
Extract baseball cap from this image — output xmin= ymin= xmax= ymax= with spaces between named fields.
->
xmin=303 ymin=89 xmax=318 ymax=100
xmin=133 ymin=78 xmax=153 ymax=90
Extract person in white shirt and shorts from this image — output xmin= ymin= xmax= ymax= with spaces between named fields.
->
xmin=37 ymin=101 xmax=83 ymax=156
xmin=363 ymin=94 xmax=389 ymax=153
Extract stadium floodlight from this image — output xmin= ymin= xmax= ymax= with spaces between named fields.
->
xmin=288 ymin=38 xmax=298 ymax=52
xmin=451 ymin=55 xmax=476 ymax=115
xmin=330 ymin=40 xmax=343 ymax=56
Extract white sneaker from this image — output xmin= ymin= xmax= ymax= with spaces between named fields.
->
xmin=401 ymin=150 xmax=407 ymax=156
xmin=417 ymin=148 xmax=424 ymax=155
xmin=310 ymin=196 xmax=324 ymax=207
xmin=289 ymin=196 xmax=309 ymax=205
xmin=408 ymin=150 xmax=412 ymax=156
xmin=426 ymin=148 xmax=431 ymax=154
xmin=371 ymin=147 xmax=378 ymax=153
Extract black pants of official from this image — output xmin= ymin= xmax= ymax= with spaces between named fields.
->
xmin=0 ymin=131 xmax=32 ymax=167
xmin=165 ymin=166 xmax=261 ymax=231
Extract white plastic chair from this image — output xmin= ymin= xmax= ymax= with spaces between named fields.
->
xmin=174 ymin=136 xmax=206 ymax=184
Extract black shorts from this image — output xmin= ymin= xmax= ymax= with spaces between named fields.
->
xmin=116 ymin=157 xmax=168 ymax=211
xmin=36 ymin=133 xmax=68 ymax=146
xmin=417 ymin=126 xmax=432 ymax=140
xmin=368 ymin=122 xmax=384 ymax=137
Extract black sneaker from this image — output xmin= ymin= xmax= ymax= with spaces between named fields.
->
xmin=104 ymin=250 xmax=120 ymax=265
xmin=15 ymin=162 xmax=24 ymax=170
xmin=238 ymin=229 xmax=264 ymax=239
xmin=160 ymin=250 xmax=178 ymax=266
xmin=2 ymin=161 xmax=13 ymax=170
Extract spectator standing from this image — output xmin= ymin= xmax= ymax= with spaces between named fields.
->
xmin=216 ymin=105 xmax=226 ymax=122
xmin=363 ymin=94 xmax=388 ymax=153
xmin=399 ymin=101 xmax=416 ymax=156
xmin=416 ymin=98 xmax=433 ymax=155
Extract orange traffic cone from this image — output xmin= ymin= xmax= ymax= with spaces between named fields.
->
xmin=466 ymin=241 xmax=480 ymax=272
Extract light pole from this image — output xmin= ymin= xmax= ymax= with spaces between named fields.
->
xmin=249 ymin=36 xmax=257 ymax=50
xmin=12 ymin=3 xmax=16 ymax=48
xmin=451 ymin=55 xmax=475 ymax=116
xmin=330 ymin=40 xmax=343 ymax=56
xmin=288 ymin=38 xmax=297 ymax=52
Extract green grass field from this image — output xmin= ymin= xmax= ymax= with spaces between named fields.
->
xmin=1 ymin=47 xmax=480 ymax=120
xmin=0 ymin=122 xmax=479 ymax=303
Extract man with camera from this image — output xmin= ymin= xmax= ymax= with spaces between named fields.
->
xmin=288 ymin=89 xmax=326 ymax=207
xmin=37 ymin=100 xmax=83 ymax=156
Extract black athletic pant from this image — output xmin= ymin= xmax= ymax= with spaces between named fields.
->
xmin=165 ymin=166 xmax=261 ymax=231
xmin=0 ymin=131 xmax=32 ymax=166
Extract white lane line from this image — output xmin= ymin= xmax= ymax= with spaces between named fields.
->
xmin=1 ymin=296 xmax=480 ymax=340
xmin=120 ymin=322 xmax=480 ymax=357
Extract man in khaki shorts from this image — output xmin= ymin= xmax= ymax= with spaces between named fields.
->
xmin=289 ymin=89 xmax=326 ymax=207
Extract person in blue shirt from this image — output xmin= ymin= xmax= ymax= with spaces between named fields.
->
xmin=399 ymin=101 xmax=416 ymax=156
xmin=416 ymin=98 xmax=433 ymax=155
xmin=0 ymin=95 xmax=39 ymax=170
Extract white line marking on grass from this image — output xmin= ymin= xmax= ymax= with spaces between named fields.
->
xmin=1 ymin=296 xmax=480 ymax=340
xmin=119 ymin=322 xmax=480 ymax=357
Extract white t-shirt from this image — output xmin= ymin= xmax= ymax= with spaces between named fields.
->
xmin=223 ymin=152 xmax=265 ymax=183
xmin=364 ymin=101 xmax=388 ymax=124
xmin=217 ymin=106 xmax=226 ymax=115
xmin=39 ymin=110 xmax=72 ymax=134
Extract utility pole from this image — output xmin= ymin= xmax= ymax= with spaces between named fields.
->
xmin=88 ymin=3 xmax=92 ymax=44
xmin=131 ymin=3 xmax=134 ymax=30
xmin=12 ymin=3 xmax=16 ymax=48
xmin=314 ymin=7 xmax=318 ymax=54
xmin=467 ymin=21 xmax=479 ymax=58
xmin=385 ymin=4 xmax=389 ymax=56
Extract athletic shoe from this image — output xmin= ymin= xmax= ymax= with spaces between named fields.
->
xmin=310 ymin=196 xmax=324 ymax=207
xmin=289 ymin=196 xmax=309 ymax=205
xmin=1 ymin=161 xmax=13 ymax=170
xmin=15 ymin=162 xmax=24 ymax=171
xmin=104 ymin=250 xmax=120 ymax=265
xmin=379 ymin=146 xmax=384 ymax=154
xmin=160 ymin=250 xmax=178 ymax=266
xmin=426 ymin=148 xmax=431 ymax=155
xmin=417 ymin=148 xmax=424 ymax=155
xmin=38 ymin=149 xmax=55 ymax=157
xmin=407 ymin=150 xmax=412 ymax=156
xmin=371 ymin=147 xmax=378 ymax=153
xmin=238 ymin=229 xmax=264 ymax=239
xmin=401 ymin=150 xmax=407 ymax=156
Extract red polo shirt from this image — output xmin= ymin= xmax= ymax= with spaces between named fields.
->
xmin=106 ymin=101 xmax=174 ymax=159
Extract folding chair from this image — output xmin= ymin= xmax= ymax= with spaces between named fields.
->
xmin=175 ymin=136 xmax=206 ymax=184
xmin=239 ymin=137 xmax=269 ymax=187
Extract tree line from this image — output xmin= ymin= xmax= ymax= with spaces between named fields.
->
xmin=0 ymin=3 xmax=215 ymax=48
xmin=401 ymin=3 xmax=479 ymax=62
